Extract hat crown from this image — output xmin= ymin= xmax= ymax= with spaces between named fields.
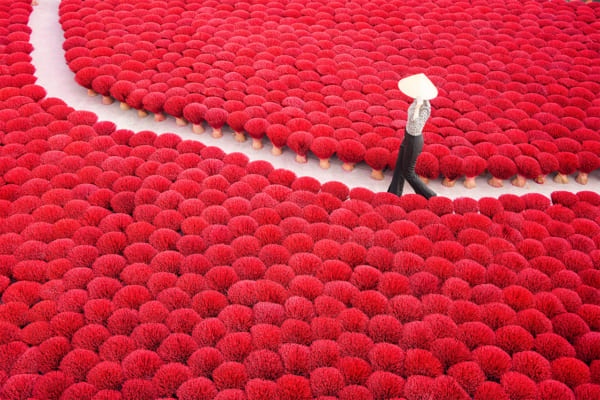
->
xmin=398 ymin=73 xmax=438 ymax=100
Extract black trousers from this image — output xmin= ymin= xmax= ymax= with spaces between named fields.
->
xmin=387 ymin=132 xmax=437 ymax=199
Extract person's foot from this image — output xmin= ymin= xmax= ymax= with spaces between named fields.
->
xmin=419 ymin=189 xmax=437 ymax=199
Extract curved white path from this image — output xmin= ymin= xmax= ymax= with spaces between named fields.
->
xmin=28 ymin=0 xmax=600 ymax=200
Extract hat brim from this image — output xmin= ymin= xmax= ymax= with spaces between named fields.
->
xmin=398 ymin=73 xmax=438 ymax=100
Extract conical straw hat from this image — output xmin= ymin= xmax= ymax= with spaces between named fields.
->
xmin=397 ymin=73 xmax=438 ymax=100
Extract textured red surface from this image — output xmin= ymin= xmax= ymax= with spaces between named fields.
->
xmin=57 ymin=0 xmax=600 ymax=181
xmin=1 ymin=0 xmax=600 ymax=399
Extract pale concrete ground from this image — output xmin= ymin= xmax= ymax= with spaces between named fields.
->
xmin=29 ymin=0 xmax=600 ymax=201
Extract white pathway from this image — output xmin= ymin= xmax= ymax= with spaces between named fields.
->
xmin=28 ymin=0 xmax=600 ymax=200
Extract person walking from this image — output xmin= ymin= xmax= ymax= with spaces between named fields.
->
xmin=387 ymin=73 xmax=438 ymax=199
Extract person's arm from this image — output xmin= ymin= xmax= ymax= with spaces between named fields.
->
xmin=412 ymin=97 xmax=424 ymax=121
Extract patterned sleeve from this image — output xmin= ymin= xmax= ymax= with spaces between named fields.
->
xmin=405 ymin=101 xmax=431 ymax=136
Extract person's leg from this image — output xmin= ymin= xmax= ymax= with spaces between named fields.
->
xmin=387 ymin=138 xmax=407 ymax=196
xmin=401 ymin=134 xmax=437 ymax=199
